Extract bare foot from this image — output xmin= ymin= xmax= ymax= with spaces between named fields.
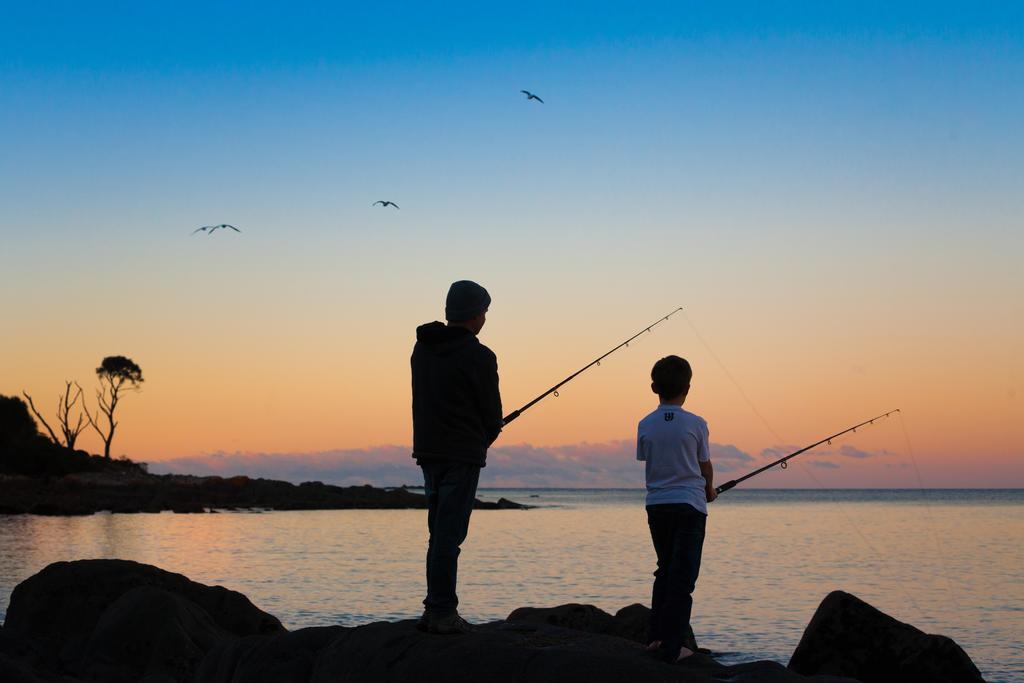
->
xmin=645 ymin=640 xmax=662 ymax=652
xmin=674 ymin=645 xmax=695 ymax=662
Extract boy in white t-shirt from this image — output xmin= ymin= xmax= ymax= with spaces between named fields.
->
xmin=636 ymin=355 xmax=716 ymax=663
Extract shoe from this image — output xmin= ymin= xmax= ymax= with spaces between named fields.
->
xmin=415 ymin=611 xmax=431 ymax=632
xmin=427 ymin=611 xmax=475 ymax=635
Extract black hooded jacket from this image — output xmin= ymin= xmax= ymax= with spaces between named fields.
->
xmin=411 ymin=322 xmax=502 ymax=466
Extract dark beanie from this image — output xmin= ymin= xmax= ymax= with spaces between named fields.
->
xmin=445 ymin=280 xmax=491 ymax=322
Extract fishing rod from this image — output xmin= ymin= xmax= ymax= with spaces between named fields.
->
xmin=716 ymin=409 xmax=900 ymax=494
xmin=502 ymin=307 xmax=684 ymax=426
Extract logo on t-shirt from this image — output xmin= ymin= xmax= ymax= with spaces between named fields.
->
xmin=663 ymin=412 xmax=674 ymax=422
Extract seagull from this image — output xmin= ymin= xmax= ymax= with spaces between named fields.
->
xmin=521 ymin=90 xmax=544 ymax=103
xmin=373 ymin=201 xmax=400 ymax=209
xmin=192 ymin=224 xmax=241 ymax=235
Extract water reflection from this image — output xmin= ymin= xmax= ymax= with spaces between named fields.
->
xmin=0 ymin=491 xmax=1020 ymax=680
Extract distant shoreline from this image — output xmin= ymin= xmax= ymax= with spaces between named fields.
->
xmin=0 ymin=469 xmax=530 ymax=517
xmin=1 ymin=443 xmax=1015 ymax=517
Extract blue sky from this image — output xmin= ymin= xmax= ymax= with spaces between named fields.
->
xmin=3 ymin=3 xmax=1022 ymax=69
xmin=2 ymin=2 xmax=1021 ymax=485
xmin=4 ymin=2 xmax=1020 ymax=233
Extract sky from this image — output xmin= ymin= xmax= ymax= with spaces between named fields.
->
xmin=2 ymin=2 xmax=1022 ymax=487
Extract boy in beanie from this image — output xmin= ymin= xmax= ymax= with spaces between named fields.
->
xmin=411 ymin=280 xmax=503 ymax=634
xmin=637 ymin=355 xmax=716 ymax=662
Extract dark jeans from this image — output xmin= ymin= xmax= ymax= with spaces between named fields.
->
xmin=421 ymin=461 xmax=481 ymax=615
xmin=647 ymin=503 xmax=707 ymax=653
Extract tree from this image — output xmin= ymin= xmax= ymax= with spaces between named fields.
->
xmin=0 ymin=394 xmax=41 ymax=446
xmin=84 ymin=356 xmax=144 ymax=459
xmin=22 ymin=382 xmax=89 ymax=450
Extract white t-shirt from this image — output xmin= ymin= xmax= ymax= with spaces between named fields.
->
xmin=637 ymin=404 xmax=711 ymax=513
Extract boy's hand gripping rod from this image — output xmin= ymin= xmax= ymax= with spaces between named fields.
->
xmin=502 ymin=308 xmax=684 ymax=426
xmin=715 ymin=409 xmax=901 ymax=494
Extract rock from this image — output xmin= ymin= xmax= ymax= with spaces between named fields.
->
xmin=309 ymin=619 xmax=850 ymax=683
xmin=508 ymin=603 xmax=616 ymax=634
xmin=0 ymin=653 xmax=46 ymax=683
xmin=171 ymin=502 xmax=207 ymax=514
xmin=79 ymin=587 xmax=229 ymax=682
xmin=3 ymin=560 xmax=284 ymax=669
xmin=493 ymin=497 xmax=531 ymax=509
xmin=508 ymin=602 xmax=699 ymax=652
xmin=788 ymin=590 xmax=984 ymax=683
xmin=2 ymin=562 xmax=975 ymax=683
xmin=610 ymin=603 xmax=651 ymax=642
xmin=27 ymin=502 xmax=93 ymax=516
xmin=0 ymin=626 xmax=57 ymax=682
xmin=0 ymin=626 xmax=49 ymax=677
xmin=197 ymin=626 xmax=347 ymax=683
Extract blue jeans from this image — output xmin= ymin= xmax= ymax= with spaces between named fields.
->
xmin=647 ymin=503 xmax=706 ymax=654
xmin=421 ymin=461 xmax=481 ymax=615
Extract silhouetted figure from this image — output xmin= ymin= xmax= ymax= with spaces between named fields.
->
xmin=520 ymin=90 xmax=544 ymax=103
xmin=637 ymin=356 xmax=716 ymax=663
xmin=192 ymin=224 xmax=240 ymax=235
xmin=373 ymin=201 xmax=400 ymax=209
xmin=411 ymin=281 xmax=502 ymax=635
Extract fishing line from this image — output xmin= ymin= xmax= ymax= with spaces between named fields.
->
xmin=895 ymin=410 xmax=962 ymax=611
xmin=679 ymin=309 xmax=927 ymax=619
xmin=680 ymin=310 xmax=782 ymax=443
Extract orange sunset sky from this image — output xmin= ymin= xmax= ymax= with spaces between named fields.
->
xmin=2 ymin=5 xmax=1022 ymax=487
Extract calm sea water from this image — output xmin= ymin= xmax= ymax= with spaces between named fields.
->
xmin=1 ymin=489 xmax=1021 ymax=681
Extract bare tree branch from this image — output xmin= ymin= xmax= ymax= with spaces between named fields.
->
xmin=83 ymin=396 xmax=103 ymax=440
xmin=21 ymin=391 xmax=60 ymax=446
xmin=56 ymin=381 xmax=89 ymax=450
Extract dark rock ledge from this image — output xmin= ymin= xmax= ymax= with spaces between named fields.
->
xmin=0 ymin=560 xmax=985 ymax=683
xmin=0 ymin=472 xmax=530 ymax=516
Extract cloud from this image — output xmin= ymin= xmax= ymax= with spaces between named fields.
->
xmin=837 ymin=445 xmax=893 ymax=459
xmin=808 ymin=460 xmax=840 ymax=469
xmin=149 ymin=439 xmax=758 ymax=488
xmin=760 ymin=444 xmax=892 ymax=463
xmin=838 ymin=445 xmax=871 ymax=459
xmin=709 ymin=444 xmax=756 ymax=471
xmin=151 ymin=446 xmax=417 ymax=487
xmin=760 ymin=446 xmax=799 ymax=460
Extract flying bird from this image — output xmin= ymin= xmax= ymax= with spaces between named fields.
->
xmin=521 ymin=90 xmax=544 ymax=103
xmin=373 ymin=201 xmax=400 ymax=209
xmin=192 ymin=224 xmax=241 ymax=235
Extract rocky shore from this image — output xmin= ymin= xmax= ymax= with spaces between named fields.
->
xmin=0 ymin=471 xmax=528 ymax=515
xmin=0 ymin=560 xmax=985 ymax=683
xmin=0 ymin=429 xmax=528 ymax=515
